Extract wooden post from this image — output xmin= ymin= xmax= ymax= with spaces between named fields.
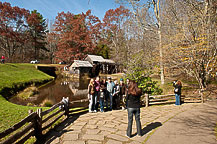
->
xmin=65 ymin=97 xmax=69 ymax=117
xmin=35 ymin=108 xmax=42 ymax=141
xmin=28 ymin=110 xmax=33 ymax=114
xmin=62 ymin=97 xmax=69 ymax=117
xmin=145 ymin=94 xmax=149 ymax=107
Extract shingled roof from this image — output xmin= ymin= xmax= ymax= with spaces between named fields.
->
xmin=104 ymin=59 xmax=115 ymax=64
xmin=71 ymin=60 xmax=93 ymax=68
xmin=85 ymin=55 xmax=105 ymax=63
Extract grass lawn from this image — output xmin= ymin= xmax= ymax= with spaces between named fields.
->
xmin=0 ymin=63 xmax=54 ymax=132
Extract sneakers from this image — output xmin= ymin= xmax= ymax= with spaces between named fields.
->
xmin=94 ymin=110 xmax=97 ymax=113
xmin=125 ymin=134 xmax=131 ymax=138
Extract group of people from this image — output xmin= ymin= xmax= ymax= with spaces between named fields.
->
xmin=87 ymin=76 xmax=183 ymax=137
xmin=87 ymin=76 xmax=129 ymax=113
xmin=88 ymin=76 xmax=143 ymax=137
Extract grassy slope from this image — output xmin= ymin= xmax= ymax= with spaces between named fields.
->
xmin=0 ymin=63 xmax=54 ymax=132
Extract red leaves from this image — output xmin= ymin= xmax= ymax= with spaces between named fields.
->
xmin=53 ymin=10 xmax=102 ymax=62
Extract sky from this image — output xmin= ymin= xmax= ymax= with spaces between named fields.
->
xmin=1 ymin=0 xmax=120 ymax=21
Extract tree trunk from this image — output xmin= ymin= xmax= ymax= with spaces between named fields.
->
xmin=153 ymin=0 xmax=165 ymax=84
xmin=158 ymin=22 xmax=164 ymax=85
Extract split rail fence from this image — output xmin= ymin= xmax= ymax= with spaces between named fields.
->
xmin=143 ymin=94 xmax=202 ymax=107
xmin=0 ymin=94 xmax=202 ymax=143
xmin=0 ymin=98 xmax=89 ymax=144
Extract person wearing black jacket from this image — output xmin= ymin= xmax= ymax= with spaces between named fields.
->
xmin=126 ymin=80 xmax=142 ymax=138
xmin=173 ymin=80 xmax=182 ymax=105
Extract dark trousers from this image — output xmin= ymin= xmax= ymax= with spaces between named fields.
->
xmin=94 ymin=91 xmax=100 ymax=111
xmin=127 ymin=108 xmax=142 ymax=136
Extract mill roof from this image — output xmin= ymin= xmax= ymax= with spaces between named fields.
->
xmin=85 ymin=55 xmax=105 ymax=63
xmin=71 ymin=60 xmax=93 ymax=68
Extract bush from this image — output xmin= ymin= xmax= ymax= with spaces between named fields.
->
xmin=126 ymin=66 xmax=162 ymax=95
xmin=41 ymin=99 xmax=53 ymax=107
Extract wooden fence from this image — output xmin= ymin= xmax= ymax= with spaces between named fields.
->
xmin=143 ymin=94 xmax=202 ymax=107
xmin=0 ymin=94 xmax=202 ymax=143
xmin=0 ymin=98 xmax=89 ymax=144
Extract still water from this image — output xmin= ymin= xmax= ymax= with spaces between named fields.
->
xmin=9 ymin=75 xmax=90 ymax=107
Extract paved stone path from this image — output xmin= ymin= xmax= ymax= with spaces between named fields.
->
xmin=45 ymin=102 xmax=216 ymax=144
xmin=146 ymin=101 xmax=217 ymax=144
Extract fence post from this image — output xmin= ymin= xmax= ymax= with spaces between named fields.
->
xmin=35 ymin=108 xmax=43 ymax=141
xmin=145 ymin=94 xmax=149 ymax=107
xmin=62 ymin=97 xmax=69 ymax=117
xmin=65 ymin=97 xmax=69 ymax=117
xmin=28 ymin=109 xmax=33 ymax=114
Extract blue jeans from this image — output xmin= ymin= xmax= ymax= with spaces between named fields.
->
xmin=109 ymin=92 xmax=113 ymax=110
xmin=89 ymin=94 xmax=94 ymax=112
xmin=175 ymin=93 xmax=181 ymax=105
xmin=127 ymin=108 xmax=142 ymax=136
xmin=99 ymin=98 xmax=104 ymax=112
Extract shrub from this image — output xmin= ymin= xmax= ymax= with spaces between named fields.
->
xmin=41 ymin=99 xmax=53 ymax=107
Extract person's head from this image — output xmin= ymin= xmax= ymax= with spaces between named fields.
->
xmin=120 ymin=78 xmax=124 ymax=85
xmin=177 ymin=81 xmax=182 ymax=86
xmin=102 ymin=78 xmax=106 ymax=83
xmin=96 ymin=76 xmax=100 ymax=81
xmin=114 ymin=80 xmax=118 ymax=85
xmin=128 ymin=80 xmax=142 ymax=96
xmin=100 ymin=85 xmax=105 ymax=91
xmin=108 ymin=77 xmax=112 ymax=82
xmin=126 ymin=78 xmax=130 ymax=85
xmin=89 ymin=78 xmax=95 ymax=85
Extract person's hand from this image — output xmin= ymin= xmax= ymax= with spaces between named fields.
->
xmin=88 ymin=94 xmax=90 ymax=100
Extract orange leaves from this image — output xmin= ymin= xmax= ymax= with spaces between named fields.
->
xmin=53 ymin=10 xmax=101 ymax=62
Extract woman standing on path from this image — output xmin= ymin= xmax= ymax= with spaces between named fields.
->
xmin=88 ymin=78 xmax=95 ymax=113
xmin=94 ymin=76 xmax=101 ymax=112
xmin=126 ymin=80 xmax=142 ymax=138
xmin=173 ymin=80 xmax=182 ymax=105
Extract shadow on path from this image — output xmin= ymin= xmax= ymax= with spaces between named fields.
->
xmin=39 ymin=111 xmax=88 ymax=144
xmin=141 ymin=122 xmax=162 ymax=136
xmin=130 ymin=122 xmax=162 ymax=138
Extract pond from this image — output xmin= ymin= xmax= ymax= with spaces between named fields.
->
xmin=9 ymin=75 xmax=90 ymax=107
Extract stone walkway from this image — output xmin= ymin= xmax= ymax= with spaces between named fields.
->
xmin=45 ymin=103 xmax=215 ymax=144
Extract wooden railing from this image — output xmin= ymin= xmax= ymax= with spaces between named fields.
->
xmin=143 ymin=94 xmax=202 ymax=107
xmin=0 ymin=94 xmax=202 ymax=143
xmin=0 ymin=97 xmax=89 ymax=144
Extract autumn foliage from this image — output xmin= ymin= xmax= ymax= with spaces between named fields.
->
xmin=0 ymin=2 xmax=48 ymax=62
xmin=53 ymin=10 xmax=101 ymax=62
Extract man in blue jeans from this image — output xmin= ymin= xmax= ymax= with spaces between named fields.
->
xmin=106 ymin=77 xmax=114 ymax=111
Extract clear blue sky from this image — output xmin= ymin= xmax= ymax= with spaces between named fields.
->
xmin=1 ymin=0 xmax=120 ymax=21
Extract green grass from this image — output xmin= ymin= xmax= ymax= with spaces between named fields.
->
xmin=0 ymin=63 xmax=54 ymax=132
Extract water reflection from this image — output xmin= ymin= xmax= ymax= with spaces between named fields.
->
xmin=9 ymin=75 xmax=90 ymax=107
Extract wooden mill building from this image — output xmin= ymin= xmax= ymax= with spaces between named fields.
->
xmin=69 ymin=55 xmax=119 ymax=77
xmin=84 ymin=55 xmax=117 ymax=76
xmin=69 ymin=60 xmax=93 ymax=76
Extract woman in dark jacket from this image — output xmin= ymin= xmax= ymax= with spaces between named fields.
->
xmin=126 ymin=80 xmax=142 ymax=138
xmin=173 ymin=80 xmax=182 ymax=105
